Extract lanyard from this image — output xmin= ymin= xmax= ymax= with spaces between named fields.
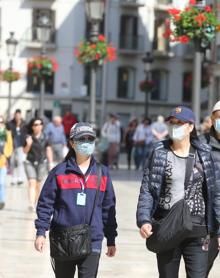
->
xmin=79 ymin=169 xmax=91 ymax=192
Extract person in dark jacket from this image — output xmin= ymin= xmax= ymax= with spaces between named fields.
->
xmin=34 ymin=122 xmax=117 ymax=278
xmin=136 ymin=106 xmax=220 ymax=278
xmin=8 ymin=109 xmax=27 ymax=185
xmin=200 ymin=100 xmax=220 ymax=277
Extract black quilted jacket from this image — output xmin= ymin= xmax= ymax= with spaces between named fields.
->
xmin=136 ymin=139 xmax=220 ymax=235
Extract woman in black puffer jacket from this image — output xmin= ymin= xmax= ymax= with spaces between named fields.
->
xmin=136 ymin=106 xmax=220 ymax=278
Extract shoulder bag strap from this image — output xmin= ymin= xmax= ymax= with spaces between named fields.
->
xmin=184 ymin=145 xmax=196 ymax=190
xmin=89 ymin=162 xmax=102 ymax=225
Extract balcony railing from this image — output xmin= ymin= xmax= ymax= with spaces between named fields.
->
xmin=120 ymin=0 xmax=146 ymax=7
xmin=119 ymin=35 xmax=145 ymax=54
xmin=22 ymin=27 xmax=56 ymax=50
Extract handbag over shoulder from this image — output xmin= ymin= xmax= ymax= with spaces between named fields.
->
xmin=49 ymin=163 xmax=102 ymax=261
xmin=146 ymin=146 xmax=195 ymax=253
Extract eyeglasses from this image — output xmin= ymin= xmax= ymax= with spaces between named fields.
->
xmin=75 ymin=136 xmax=95 ymax=143
xmin=33 ymin=123 xmax=43 ymax=127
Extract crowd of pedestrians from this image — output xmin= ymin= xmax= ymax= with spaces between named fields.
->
xmin=0 ymin=110 xmax=78 ymax=211
xmin=2 ymin=102 xmax=220 ymax=277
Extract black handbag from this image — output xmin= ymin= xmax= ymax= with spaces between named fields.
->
xmin=49 ymin=164 xmax=102 ymax=261
xmin=146 ymin=146 xmax=195 ymax=254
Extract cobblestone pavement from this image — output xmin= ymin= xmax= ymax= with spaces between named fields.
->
xmin=0 ymin=165 xmax=219 ymax=277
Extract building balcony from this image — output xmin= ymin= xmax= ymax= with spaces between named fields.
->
xmin=22 ymin=27 xmax=56 ymax=50
xmin=119 ymin=0 xmax=146 ymax=8
xmin=119 ymin=35 xmax=145 ymax=55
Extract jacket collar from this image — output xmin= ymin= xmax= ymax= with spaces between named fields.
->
xmin=65 ymin=155 xmax=96 ymax=175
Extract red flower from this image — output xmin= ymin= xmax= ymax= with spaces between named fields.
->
xmin=205 ymin=5 xmax=212 ymax=12
xmin=194 ymin=13 xmax=207 ymax=26
xmin=163 ymin=29 xmax=173 ymax=39
xmin=178 ymin=35 xmax=190 ymax=43
xmin=74 ymin=48 xmax=79 ymax=57
xmin=90 ymin=44 xmax=96 ymax=49
xmin=174 ymin=14 xmax=182 ymax=21
xmin=189 ymin=0 xmax=196 ymax=5
xmin=98 ymin=35 xmax=106 ymax=42
xmin=107 ymin=47 xmax=116 ymax=61
xmin=95 ymin=53 xmax=101 ymax=60
xmin=168 ymin=8 xmax=181 ymax=15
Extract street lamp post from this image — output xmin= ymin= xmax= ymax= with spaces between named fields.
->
xmin=142 ymin=52 xmax=154 ymax=117
xmin=5 ymin=32 xmax=18 ymax=120
xmin=192 ymin=1 xmax=206 ymax=126
xmin=85 ymin=0 xmax=104 ymax=124
xmin=36 ymin=13 xmax=52 ymax=118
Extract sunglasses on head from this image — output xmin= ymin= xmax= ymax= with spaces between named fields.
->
xmin=75 ymin=136 xmax=95 ymax=143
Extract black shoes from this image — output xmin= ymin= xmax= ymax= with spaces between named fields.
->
xmin=0 ymin=202 xmax=5 ymax=210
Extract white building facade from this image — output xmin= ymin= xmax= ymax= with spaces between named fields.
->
xmin=0 ymin=0 xmax=215 ymax=126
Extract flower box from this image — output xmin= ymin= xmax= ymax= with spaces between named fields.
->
xmin=0 ymin=70 xmax=20 ymax=82
xmin=164 ymin=0 xmax=220 ymax=48
xmin=27 ymin=56 xmax=58 ymax=77
xmin=74 ymin=35 xmax=117 ymax=65
xmin=139 ymin=79 xmax=156 ymax=92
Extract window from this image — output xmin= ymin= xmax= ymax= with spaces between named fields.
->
xmin=84 ymin=66 xmax=103 ymax=97
xmin=153 ymin=11 xmax=169 ymax=52
xmin=32 ymin=9 xmax=55 ymax=43
xmin=151 ymin=70 xmax=168 ymax=101
xmin=117 ymin=67 xmax=135 ymax=99
xmin=27 ymin=73 xmax=54 ymax=94
xmin=119 ymin=15 xmax=142 ymax=51
xmin=182 ymin=72 xmax=192 ymax=102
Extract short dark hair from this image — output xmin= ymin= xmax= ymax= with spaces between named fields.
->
xmin=15 ymin=109 xmax=21 ymax=114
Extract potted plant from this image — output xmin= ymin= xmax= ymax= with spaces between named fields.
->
xmin=74 ymin=35 xmax=117 ymax=65
xmin=27 ymin=56 xmax=58 ymax=77
xmin=163 ymin=0 xmax=220 ymax=47
xmin=139 ymin=79 xmax=156 ymax=93
xmin=0 ymin=70 xmax=20 ymax=82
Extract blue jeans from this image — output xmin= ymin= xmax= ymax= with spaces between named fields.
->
xmin=0 ymin=167 xmax=7 ymax=203
xmin=134 ymin=146 xmax=145 ymax=170
xmin=157 ymin=237 xmax=208 ymax=278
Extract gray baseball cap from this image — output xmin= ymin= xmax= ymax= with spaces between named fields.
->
xmin=69 ymin=122 xmax=96 ymax=140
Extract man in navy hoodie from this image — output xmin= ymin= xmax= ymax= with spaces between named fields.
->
xmin=34 ymin=122 xmax=117 ymax=278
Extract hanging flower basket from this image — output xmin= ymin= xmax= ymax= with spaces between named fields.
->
xmin=163 ymin=0 xmax=220 ymax=47
xmin=0 ymin=70 xmax=20 ymax=82
xmin=74 ymin=35 xmax=117 ymax=66
xmin=27 ymin=56 xmax=58 ymax=77
xmin=139 ymin=80 xmax=156 ymax=93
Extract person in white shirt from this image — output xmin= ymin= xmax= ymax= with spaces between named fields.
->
xmin=101 ymin=114 xmax=121 ymax=169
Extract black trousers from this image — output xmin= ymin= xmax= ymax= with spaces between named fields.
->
xmin=206 ymin=236 xmax=219 ymax=277
xmin=157 ymin=237 xmax=208 ymax=278
xmin=52 ymin=252 xmax=100 ymax=278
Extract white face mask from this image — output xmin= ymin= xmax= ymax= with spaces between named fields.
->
xmin=168 ymin=124 xmax=187 ymax=141
xmin=214 ymin=119 xmax=220 ymax=133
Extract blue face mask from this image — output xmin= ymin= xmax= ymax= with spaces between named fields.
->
xmin=75 ymin=141 xmax=95 ymax=156
xmin=214 ymin=119 xmax=220 ymax=133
